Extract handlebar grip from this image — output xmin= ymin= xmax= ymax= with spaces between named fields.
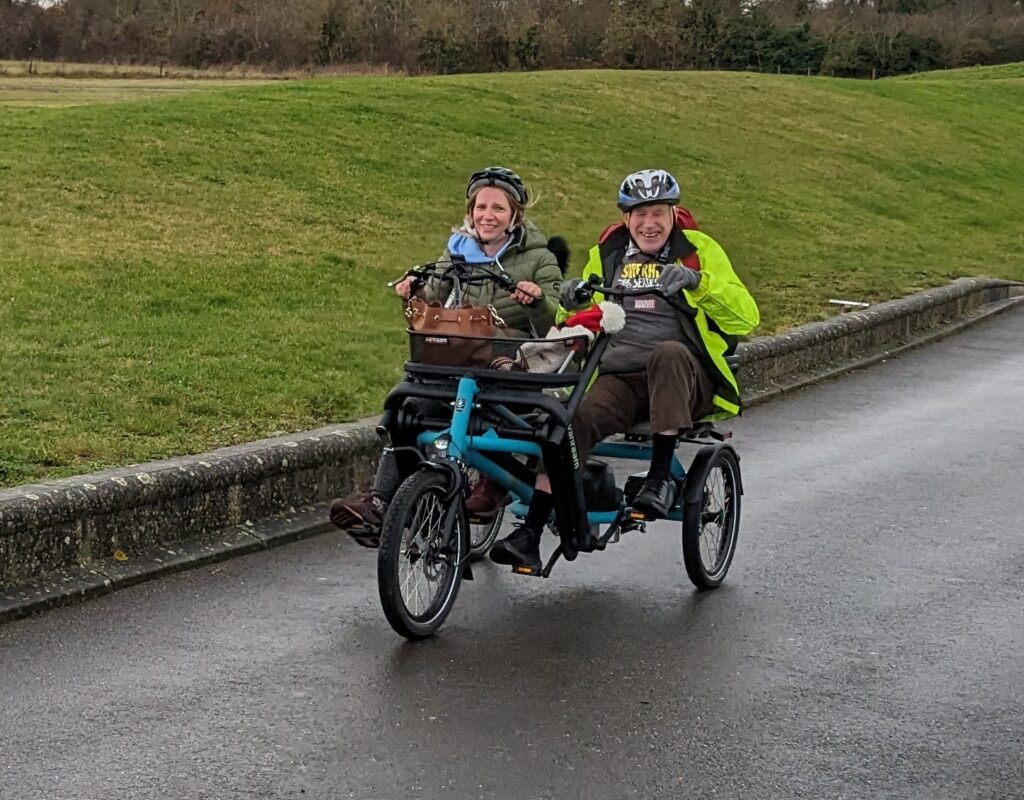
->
xmin=500 ymin=277 xmax=543 ymax=307
xmin=573 ymin=286 xmax=594 ymax=305
xmin=517 ymin=284 xmax=542 ymax=307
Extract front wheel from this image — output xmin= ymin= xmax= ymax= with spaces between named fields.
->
xmin=681 ymin=447 xmax=742 ymax=589
xmin=378 ymin=468 xmax=467 ymax=639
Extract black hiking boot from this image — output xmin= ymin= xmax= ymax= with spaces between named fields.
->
xmin=632 ymin=476 xmax=678 ymax=519
xmin=489 ymin=524 xmax=542 ymax=573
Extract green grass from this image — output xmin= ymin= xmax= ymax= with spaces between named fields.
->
xmin=0 ymin=76 xmax=270 ymax=108
xmin=1 ymin=65 xmax=1022 ymax=485
xmin=897 ymin=62 xmax=1024 ymax=81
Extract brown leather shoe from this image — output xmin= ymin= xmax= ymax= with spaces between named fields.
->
xmin=465 ymin=476 xmax=508 ymax=520
xmin=329 ymin=494 xmax=384 ymax=548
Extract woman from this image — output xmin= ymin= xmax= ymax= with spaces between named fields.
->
xmin=396 ymin=166 xmax=561 ymax=331
xmin=330 ymin=167 xmax=564 ymax=545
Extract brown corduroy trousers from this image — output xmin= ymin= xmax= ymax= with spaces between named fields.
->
xmin=571 ymin=341 xmax=715 ymax=464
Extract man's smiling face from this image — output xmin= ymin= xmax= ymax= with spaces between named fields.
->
xmin=625 ymin=203 xmax=673 ymax=254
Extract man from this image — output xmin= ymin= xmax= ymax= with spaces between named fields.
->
xmin=489 ymin=168 xmax=760 ymax=572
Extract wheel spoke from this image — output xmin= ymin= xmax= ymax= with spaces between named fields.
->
xmin=682 ymin=453 xmax=739 ymax=590
xmin=395 ymin=488 xmax=455 ymax=620
xmin=699 ymin=467 xmax=728 ymax=573
xmin=380 ymin=471 xmax=466 ymax=639
xmin=400 ymin=555 xmax=426 ymax=616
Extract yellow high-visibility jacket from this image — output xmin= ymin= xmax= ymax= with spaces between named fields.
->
xmin=559 ymin=226 xmax=759 ymax=419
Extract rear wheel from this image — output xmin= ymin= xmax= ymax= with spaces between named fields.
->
xmin=378 ymin=469 xmax=467 ymax=639
xmin=469 ymin=508 xmax=504 ymax=560
xmin=682 ymin=447 xmax=741 ymax=589
xmin=467 ymin=469 xmax=505 ymax=560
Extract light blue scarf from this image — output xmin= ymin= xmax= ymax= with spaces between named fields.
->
xmin=447 ymin=226 xmax=515 ymax=263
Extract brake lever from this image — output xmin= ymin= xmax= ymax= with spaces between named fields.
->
xmin=387 ymin=271 xmax=417 ymax=288
xmin=504 ymin=277 xmax=545 ymax=307
xmin=388 ymin=259 xmax=456 ymax=288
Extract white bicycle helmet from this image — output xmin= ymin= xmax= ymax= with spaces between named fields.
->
xmin=617 ymin=168 xmax=680 ymax=211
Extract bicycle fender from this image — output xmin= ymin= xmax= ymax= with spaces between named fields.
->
xmin=681 ymin=443 xmax=742 ymax=506
xmin=419 ymin=459 xmax=464 ymax=502
xmin=419 ymin=460 xmax=472 ymax=565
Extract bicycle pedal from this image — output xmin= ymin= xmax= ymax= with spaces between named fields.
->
xmin=621 ymin=515 xmax=647 ymax=534
xmin=511 ymin=564 xmax=542 ymax=577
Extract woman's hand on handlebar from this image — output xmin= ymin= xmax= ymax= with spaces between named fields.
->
xmin=512 ymin=280 xmax=542 ymax=306
xmin=389 ymin=262 xmax=540 ymax=304
xmin=394 ymin=276 xmax=416 ymax=299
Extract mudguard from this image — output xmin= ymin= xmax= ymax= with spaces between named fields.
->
xmin=418 ymin=459 xmax=472 ymax=580
xmin=682 ymin=443 xmax=743 ymax=506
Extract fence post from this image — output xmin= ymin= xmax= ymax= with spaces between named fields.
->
xmin=872 ymin=67 xmax=877 ymax=80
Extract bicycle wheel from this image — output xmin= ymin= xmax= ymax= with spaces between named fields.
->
xmin=469 ymin=507 xmax=504 ymax=560
xmin=467 ymin=469 xmax=505 ymax=560
xmin=681 ymin=447 xmax=741 ymax=589
xmin=378 ymin=468 xmax=467 ymax=639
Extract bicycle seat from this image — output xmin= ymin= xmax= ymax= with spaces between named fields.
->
xmin=623 ymin=422 xmax=654 ymax=442
xmin=622 ymin=421 xmax=724 ymax=442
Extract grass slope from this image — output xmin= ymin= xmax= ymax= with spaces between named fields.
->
xmin=1 ymin=66 xmax=1022 ymax=484
xmin=0 ymin=76 xmax=269 ymax=108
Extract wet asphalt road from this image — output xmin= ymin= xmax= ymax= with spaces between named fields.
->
xmin=2 ymin=309 xmax=1023 ymax=800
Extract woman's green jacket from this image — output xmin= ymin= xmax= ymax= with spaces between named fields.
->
xmin=422 ymin=220 xmax=561 ymax=337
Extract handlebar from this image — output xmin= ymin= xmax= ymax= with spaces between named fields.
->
xmin=391 ymin=259 xmax=541 ymax=306
xmin=570 ymin=274 xmax=666 ymax=306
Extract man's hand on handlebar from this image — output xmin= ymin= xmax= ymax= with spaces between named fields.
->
xmin=560 ymin=277 xmax=591 ymax=311
xmin=564 ymin=271 xmax=700 ymax=305
xmin=658 ymin=265 xmax=701 ymax=295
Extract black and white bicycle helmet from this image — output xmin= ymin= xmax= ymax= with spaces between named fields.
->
xmin=617 ymin=168 xmax=680 ymax=212
xmin=466 ymin=166 xmax=529 ymax=205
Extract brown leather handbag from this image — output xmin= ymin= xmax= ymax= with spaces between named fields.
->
xmin=405 ymin=298 xmax=503 ymax=367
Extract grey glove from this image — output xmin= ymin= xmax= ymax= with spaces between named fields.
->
xmin=658 ymin=265 xmax=701 ymax=295
xmin=559 ymin=277 xmax=590 ymax=310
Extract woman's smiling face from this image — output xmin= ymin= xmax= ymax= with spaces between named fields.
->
xmin=471 ymin=186 xmax=514 ymax=244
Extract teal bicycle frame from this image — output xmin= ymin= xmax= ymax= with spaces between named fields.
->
xmin=414 ymin=374 xmax=688 ymax=527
